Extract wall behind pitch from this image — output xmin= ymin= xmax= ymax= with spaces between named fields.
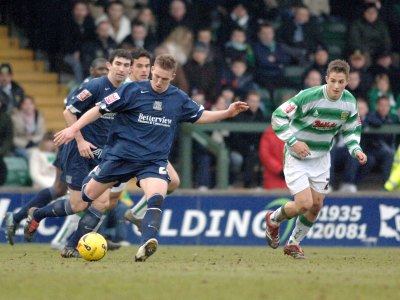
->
xmin=0 ymin=192 xmax=399 ymax=246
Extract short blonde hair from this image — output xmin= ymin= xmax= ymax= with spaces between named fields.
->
xmin=154 ymin=54 xmax=177 ymax=72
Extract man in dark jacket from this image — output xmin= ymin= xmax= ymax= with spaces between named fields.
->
xmin=0 ymin=100 xmax=13 ymax=184
xmin=0 ymin=63 xmax=25 ymax=114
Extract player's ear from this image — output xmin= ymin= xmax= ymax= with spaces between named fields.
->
xmin=106 ymin=61 xmax=112 ymax=70
xmin=171 ymin=72 xmax=176 ymax=81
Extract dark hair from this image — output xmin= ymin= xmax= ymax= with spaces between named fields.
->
xmin=105 ymin=0 xmax=124 ymax=12
xmin=326 ymin=59 xmax=350 ymax=78
xmin=154 ymin=54 xmax=177 ymax=72
xmin=18 ymin=95 xmax=36 ymax=110
xmin=90 ymin=57 xmax=108 ymax=68
xmin=131 ymin=20 xmax=145 ymax=29
xmin=131 ymin=47 xmax=152 ymax=61
xmin=108 ymin=49 xmax=132 ymax=65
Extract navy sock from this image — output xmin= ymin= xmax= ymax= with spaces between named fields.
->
xmin=33 ymin=197 xmax=73 ymax=222
xmin=14 ymin=187 xmax=57 ymax=223
xmin=141 ymin=194 xmax=164 ymax=244
xmin=67 ymin=206 xmax=104 ymax=248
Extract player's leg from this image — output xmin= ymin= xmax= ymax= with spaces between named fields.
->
xmin=135 ymin=177 xmax=168 ymax=262
xmin=283 ymin=154 xmax=330 ymax=259
xmin=125 ymin=161 xmax=179 ymax=226
xmin=284 ymin=189 xmax=324 ymax=259
xmin=62 ymin=179 xmax=113 ymax=256
xmin=5 ymin=168 xmax=67 ymax=245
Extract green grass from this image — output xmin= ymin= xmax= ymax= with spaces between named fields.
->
xmin=0 ymin=245 xmax=399 ymax=300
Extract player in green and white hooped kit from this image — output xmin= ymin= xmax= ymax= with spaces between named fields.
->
xmin=265 ymin=59 xmax=368 ymax=259
xmin=120 ymin=48 xmax=180 ymax=229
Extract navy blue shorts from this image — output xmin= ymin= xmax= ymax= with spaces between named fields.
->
xmin=53 ymin=145 xmax=67 ymax=183
xmin=90 ymin=158 xmax=170 ymax=187
xmin=63 ymin=141 xmax=101 ymax=191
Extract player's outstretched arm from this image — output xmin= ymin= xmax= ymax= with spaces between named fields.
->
xmin=54 ymin=106 xmax=102 ymax=146
xmin=196 ymin=101 xmax=249 ymax=124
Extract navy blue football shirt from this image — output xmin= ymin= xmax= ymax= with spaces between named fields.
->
xmin=99 ymin=80 xmax=204 ymax=162
xmin=66 ymin=75 xmax=118 ymax=148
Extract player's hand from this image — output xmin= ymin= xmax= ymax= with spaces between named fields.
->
xmin=227 ymin=101 xmax=249 ymax=117
xmin=291 ymin=141 xmax=311 ymax=160
xmin=76 ymin=139 xmax=97 ymax=159
xmin=355 ymin=150 xmax=368 ymax=165
xmin=54 ymin=127 xmax=77 ymax=146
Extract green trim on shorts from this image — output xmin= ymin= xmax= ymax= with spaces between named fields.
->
xmin=299 ymin=214 xmax=314 ymax=227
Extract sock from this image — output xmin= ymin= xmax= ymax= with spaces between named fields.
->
xmin=13 ymin=187 xmax=57 ymax=223
xmin=270 ymin=205 xmax=290 ymax=225
xmin=66 ymin=206 xmax=105 ymax=248
xmin=141 ymin=194 xmax=164 ymax=244
xmin=287 ymin=215 xmax=314 ymax=245
xmin=130 ymin=195 xmax=147 ymax=218
xmin=33 ymin=197 xmax=73 ymax=222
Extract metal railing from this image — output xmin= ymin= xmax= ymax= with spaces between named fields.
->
xmin=178 ymin=122 xmax=400 ymax=189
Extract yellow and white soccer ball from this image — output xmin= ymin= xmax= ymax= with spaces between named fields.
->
xmin=77 ymin=232 xmax=108 ymax=261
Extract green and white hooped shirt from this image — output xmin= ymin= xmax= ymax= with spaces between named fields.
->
xmin=271 ymin=85 xmax=362 ymax=160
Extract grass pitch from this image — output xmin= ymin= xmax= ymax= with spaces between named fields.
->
xmin=0 ymin=244 xmax=399 ymax=300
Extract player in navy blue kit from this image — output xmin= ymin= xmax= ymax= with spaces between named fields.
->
xmin=24 ymin=50 xmax=132 ymax=257
xmin=4 ymin=58 xmax=109 ymax=246
xmin=55 ymin=54 xmax=249 ymax=261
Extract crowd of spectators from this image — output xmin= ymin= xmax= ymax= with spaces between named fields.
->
xmin=1 ymin=0 xmax=400 ymax=191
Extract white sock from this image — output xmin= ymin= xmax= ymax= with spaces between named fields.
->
xmin=270 ymin=206 xmax=288 ymax=225
xmin=287 ymin=216 xmax=313 ymax=245
xmin=130 ymin=195 xmax=147 ymax=218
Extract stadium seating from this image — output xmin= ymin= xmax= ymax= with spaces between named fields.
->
xmin=0 ymin=25 xmax=67 ymax=132
xmin=3 ymin=156 xmax=32 ymax=186
xmin=322 ymin=21 xmax=347 ymax=60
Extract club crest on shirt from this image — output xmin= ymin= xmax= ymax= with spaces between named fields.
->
xmin=153 ymin=101 xmax=162 ymax=111
xmin=104 ymin=92 xmax=120 ymax=104
xmin=77 ymin=89 xmax=92 ymax=101
xmin=283 ymin=102 xmax=297 ymax=114
xmin=341 ymin=111 xmax=350 ymax=120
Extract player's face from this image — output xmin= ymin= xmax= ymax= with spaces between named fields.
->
xmin=150 ymin=65 xmax=175 ymax=93
xmin=325 ymin=71 xmax=348 ymax=100
xmin=130 ymin=57 xmax=150 ymax=81
xmin=108 ymin=57 xmax=131 ymax=84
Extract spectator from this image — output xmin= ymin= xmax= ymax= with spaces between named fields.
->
xmin=368 ymin=49 xmax=400 ymax=95
xmin=162 ymin=26 xmax=194 ymax=66
xmin=196 ymin=27 xmax=223 ymax=66
xmin=119 ymin=20 xmax=156 ymax=52
xmin=157 ymin=0 xmax=196 ymax=42
xmin=278 ymin=5 xmax=324 ymax=65
xmin=259 ymin=126 xmax=287 ymax=190
xmin=183 ymin=41 xmax=218 ymax=103
xmin=252 ymin=22 xmax=291 ymax=97
xmin=0 ymin=101 xmax=13 ymax=185
xmin=134 ymin=6 xmax=158 ymax=46
xmin=217 ymin=2 xmax=257 ymax=45
xmin=346 ymin=3 xmax=391 ymax=59
xmin=223 ymin=27 xmax=254 ymax=68
xmin=29 ymin=132 xmax=57 ymax=189
xmin=228 ymin=91 xmax=266 ymax=188
xmin=302 ymin=45 xmax=329 ymax=80
xmin=362 ymin=96 xmax=399 ymax=185
xmin=302 ymin=68 xmax=322 ymax=89
xmin=0 ymin=63 xmax=25 ymax=114
xmin=80 ymin=21 xmax=117 ymax=78
xmin=11 ymin=95 xmax=46 ymax=160
xmin=349 ymin=50 xmax=374 ymax=97
xmin=302 ymin=0 xmax=331 ymax=22
xmin=62 ymin=0 xmax=96 ymax=84
xmin=219 ymin=58 xmax=258 ymax=100
xmin=347 ymin=69 xmax=367 ymax=99
xmin=367 ymin=73 xmax=400 ymax=115
xmin=96 ymin=0 xmax=131 ymax=44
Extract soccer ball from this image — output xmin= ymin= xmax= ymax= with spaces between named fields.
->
xmin=77 ymin=232 xmax=108 ymax=261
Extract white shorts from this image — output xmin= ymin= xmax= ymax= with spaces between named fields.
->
xmin=110 ymin=182 xmax=127 ymax=193
xmin=284 ymin=152 xmax=331 ymax=195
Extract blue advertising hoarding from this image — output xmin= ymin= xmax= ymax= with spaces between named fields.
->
xmin=0 ymin=193 xmax=399 ymax=246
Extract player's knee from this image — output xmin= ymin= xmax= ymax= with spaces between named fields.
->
xmin=168 ymin=176 xmax=180 ymax=193
xmin=108 ymin=193 xmax=120 ymax=209
xmin=295 ymin=199 xmax=313 ymax=214
xmin=70 ymin=199 xmax=88 ymax=212
xmin=54 ymin=181 xmax=68 ymax=197
xmin=147 ymin=193 xmax=164 ymax=209
xmin=82 ymin=183 xmax=94 ymax=203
